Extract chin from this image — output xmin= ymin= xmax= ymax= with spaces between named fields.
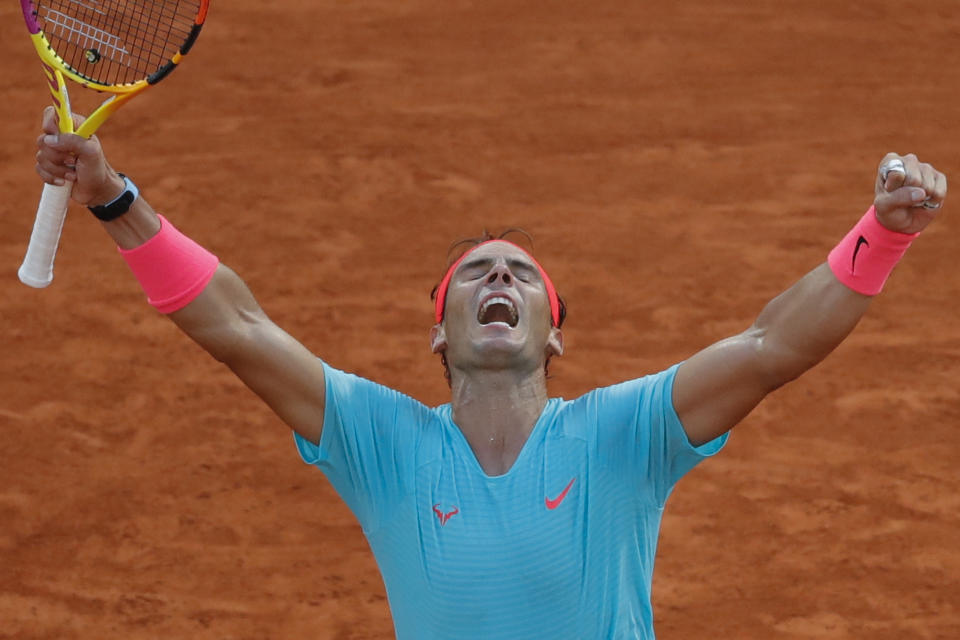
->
xmin=470 ymin=327 xmax=539 ymax=361
xmin=473 ymin=335 xmax=526 ymax=355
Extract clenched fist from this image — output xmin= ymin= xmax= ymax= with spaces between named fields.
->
xmin=34 ymin=106 xmax=125 ymax=207
xmin=874 ymin=153 xmax=947 ymax=235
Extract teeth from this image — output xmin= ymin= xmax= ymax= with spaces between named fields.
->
xmin=481 ymin=296 xmax=515 ymax=314
xmin=479 ymin=296 xmax=518 ymax=325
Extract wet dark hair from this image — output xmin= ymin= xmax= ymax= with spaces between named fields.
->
xmin=430 ymin=229 xmax=567 ymax=386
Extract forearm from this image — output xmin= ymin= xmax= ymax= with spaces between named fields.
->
xmin=92 ymin=185 xmax=262 ymax=360
xmin=100 ymin=188 xmax=163 ymax=249
xmin=168 ymin=264 xmax=266 ymax=363
xmin=109 ymin=213 xmax=327 ymax=440
xmin=672 ymin=154 xmax=944 ymax=445
xmin=33 ymin=113 xmax=328 ymax=440
xmin=106 ymin=204 xmax=267 ymax=362
xmin=752 ymin=262 xmax=872 ymax=385
xmin=105 ymin=201 xmax=327 ymax=440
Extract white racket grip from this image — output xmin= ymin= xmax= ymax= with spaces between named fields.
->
xmin=18 ymin=181 xmax=72 ymax=288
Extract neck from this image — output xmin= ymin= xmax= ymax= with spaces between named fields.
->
xmin=448 ymin=366 xmax=549 ymax=475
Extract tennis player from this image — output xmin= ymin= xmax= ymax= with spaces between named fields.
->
xmin=34 ymin=105 xmax=946 ymax=638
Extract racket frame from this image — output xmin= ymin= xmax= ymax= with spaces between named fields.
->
xmin=18 ymin=0 xmax=208 ymax=287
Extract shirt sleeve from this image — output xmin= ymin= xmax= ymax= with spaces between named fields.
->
xmin=292 ymin=362 xmax=432 ymax=533
xmin=586 ymin=363 xmax=728 ymax=508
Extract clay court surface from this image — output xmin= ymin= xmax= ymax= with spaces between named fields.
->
xmin=1 ymin=1 xmax=959 ymax=638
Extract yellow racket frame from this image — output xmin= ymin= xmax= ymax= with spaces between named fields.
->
xmin=19 ymin=2 xmax=207 ymax=287
xmin=29 ymin=30 xmax=180 ymax=137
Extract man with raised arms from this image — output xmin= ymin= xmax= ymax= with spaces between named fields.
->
xmin=34 ymin=106 xmax=947 ymax=638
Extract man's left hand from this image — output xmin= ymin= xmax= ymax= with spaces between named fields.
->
xmin=874 ymin=153 xmax=947 ymax=235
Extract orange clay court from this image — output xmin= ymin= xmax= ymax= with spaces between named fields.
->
xmin=1 ymin=1 xmax=958 ymax=638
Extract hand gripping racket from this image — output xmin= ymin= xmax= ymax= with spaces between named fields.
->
xmin=18 ymin=0 xmax=210 ymax=288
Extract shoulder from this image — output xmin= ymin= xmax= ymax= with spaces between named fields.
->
xmin=565 ymin=364 xmax=681 ymax=416
xmin=322 ymin=362 xmax=437 ymax=423
xmin=323 ymin=362 xmax=420 ymax=402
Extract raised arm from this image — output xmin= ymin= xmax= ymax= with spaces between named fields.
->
xmin=34 ymin=107 xmax=326 ymax=444
xmin=673 ymin=154 xmax=947 ymax=446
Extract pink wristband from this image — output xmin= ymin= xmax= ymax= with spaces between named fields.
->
xmin=119 ymin=215 xmax=219 ymax=313
xmin=828 ymin=206 xmax=918 ymax=296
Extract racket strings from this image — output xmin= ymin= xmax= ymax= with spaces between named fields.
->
xmin=35 ymin=0 xmax=201 ymax=86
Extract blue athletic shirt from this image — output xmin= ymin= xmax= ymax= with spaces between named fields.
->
xmin=294 ymin=362 xmax=727 ymax=639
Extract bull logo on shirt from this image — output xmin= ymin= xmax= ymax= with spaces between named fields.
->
xmin=432 ymin=503 xmax=459 ymax=526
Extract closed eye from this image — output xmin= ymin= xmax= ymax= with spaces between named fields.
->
xmin=512 ymin=266 xmax=538 ymax=284
xmin=456 ymin=258 xmax=493 ymax=281
xmin=455 ymin=256 xmax=540 ymax=283
xmin=464 ymin=269 xmax=487 ymax=280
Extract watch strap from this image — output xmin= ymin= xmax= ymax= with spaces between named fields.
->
xmin=88 ymin=174 xmax=139 ymax=221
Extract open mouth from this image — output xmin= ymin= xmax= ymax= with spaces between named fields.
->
xmin=478 ymin=296 xmax=519 ymax=328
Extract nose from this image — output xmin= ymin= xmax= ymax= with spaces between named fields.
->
xmin=486 ymin=262 xmax=513 ymax=286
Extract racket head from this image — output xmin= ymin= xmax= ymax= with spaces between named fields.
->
xmin=20 ymin=0 xmax=209 ymax=95
xmin=18 ymin=0 xmax=210 ymax=288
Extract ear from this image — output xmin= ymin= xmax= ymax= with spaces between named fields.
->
xmin=546 ymin=327 xmax=563 ymax=358
xmin=430 ymin=324 xmax=448 ymax=354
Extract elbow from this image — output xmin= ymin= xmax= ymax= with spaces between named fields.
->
xmin=751 ymin=325 xmax=824 ymax=392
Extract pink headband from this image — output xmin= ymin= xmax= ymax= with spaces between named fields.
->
xmin=433 ymin=240 xmax=561 ymax=326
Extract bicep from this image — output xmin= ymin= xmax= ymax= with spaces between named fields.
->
xmin=674 ymin=264 xmax=872 ymax=445
xmin=169 ymin=265 xmax=326 ymax=444
xmin=221 ymin=320 xmax=327 ymax=445
xmin=673 ymin=329 xmax=775 ymax=446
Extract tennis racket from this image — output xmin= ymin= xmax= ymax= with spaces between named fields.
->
xmin=18 ymin=0 xmax=210 ymax=288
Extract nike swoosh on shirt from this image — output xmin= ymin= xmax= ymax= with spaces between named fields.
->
xmin=545 ymin=478 xmax=576 ymax=510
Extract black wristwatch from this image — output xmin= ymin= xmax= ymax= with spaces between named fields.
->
xmin=88 ymin=174 xmax=139 ymax=221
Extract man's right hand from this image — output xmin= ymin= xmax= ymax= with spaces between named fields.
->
xmin=34 ymin=106 xmax=125 ymax=207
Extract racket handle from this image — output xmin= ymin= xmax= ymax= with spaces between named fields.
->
xmin=18 ymin=182 xmax=72 ymax=288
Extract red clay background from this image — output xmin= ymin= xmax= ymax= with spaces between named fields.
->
xmin=2 ymin=2 xmax=958 ymax=638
